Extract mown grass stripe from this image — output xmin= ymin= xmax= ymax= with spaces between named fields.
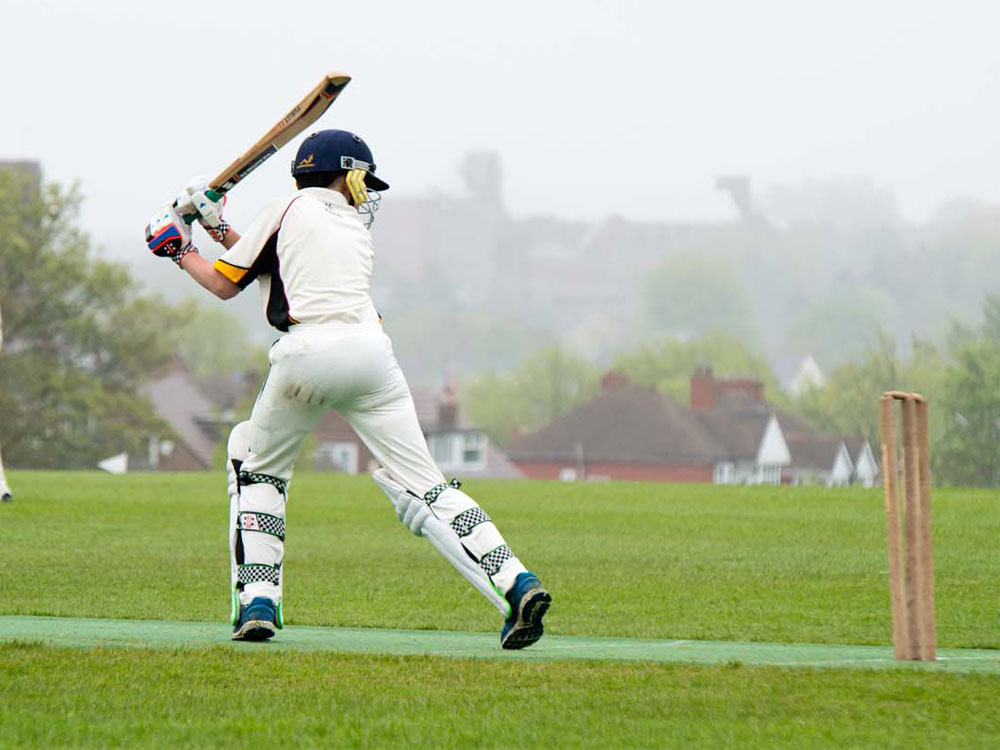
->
xmin=2 ymin=615 xmax=998 ymax=673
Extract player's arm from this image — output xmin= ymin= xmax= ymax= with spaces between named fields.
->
xmin=147 ymin=187 xmax=284 ymax=295
xmin=178 ymin=252 xmax=240 ymax=299
xmin=144 ymin=199 xmax=241 ymax=300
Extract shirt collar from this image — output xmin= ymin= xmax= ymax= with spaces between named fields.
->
xmin=298 ymin=187 xmax=349 ymax=206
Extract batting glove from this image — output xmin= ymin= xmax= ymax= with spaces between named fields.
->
xmin=145 ymin=203 xmax=199 ymax=267
xmin=175 ymin=176 xmax=229 ymax=243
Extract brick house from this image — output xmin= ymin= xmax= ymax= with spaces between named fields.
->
xmin=507 ymin=367 xmax=874 ymax=486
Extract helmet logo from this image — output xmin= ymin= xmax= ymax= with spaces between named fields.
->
xmin=296 ymin=154 xmax=315 ymax=169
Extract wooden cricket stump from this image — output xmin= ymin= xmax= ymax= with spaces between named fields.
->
xmin=879 ymin=391 xmax=936 ymax=661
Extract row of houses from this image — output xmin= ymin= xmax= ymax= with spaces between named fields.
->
xmin=141 ymin=361 xmax=876 ymax=487
xmin=507 ymin=368 xmax=876 ymax=486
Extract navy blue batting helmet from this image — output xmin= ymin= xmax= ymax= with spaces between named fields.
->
xmin=290 ymin=129 xmax=390 ymax=191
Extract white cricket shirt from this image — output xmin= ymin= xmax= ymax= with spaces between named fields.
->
xmin=213 ymin=188 xmax=379 ymax=331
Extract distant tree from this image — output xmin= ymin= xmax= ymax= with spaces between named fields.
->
xmin=385 ymin=307 xmax=552 ymax=385
xmin=783 ymin=283 xmax=900 ymax=367
xmin=174 ymin=301 xmax=268 ymax=376
xmin=790 ymin=330 xmax=947 ymax=442
xmin=461 ymin=372 xmax=530 ymax=447
xmin=935 ymin=341 xmax=1000 ymax=486
xmin=612 ymin=331 xmax=780 ymax=404
xmin=462 ymin=344 xmax=601 ymax=445
xmin=0 ymin=174 xmax=178 ymax=468
xmin=935 ymin=294 xmax=1000 ymax=486
xmin=640 ymin=253 xmax=760 ymax=343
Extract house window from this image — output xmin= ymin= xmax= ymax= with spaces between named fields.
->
xmin=428 ymin=432 xmax=487 ymax=471
xmin=428 ymin=435 xmax=457 ymax=465
xmin=713 ymin=462 xmax=735 ymax=484
xmin=462 ymin=432 xmax=486 ymax=468
xmin=756 ymin=464 xmax=782 ymax=485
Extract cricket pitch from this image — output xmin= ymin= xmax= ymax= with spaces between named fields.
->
xmin=2 ymin=615 xmax=998 ymax=674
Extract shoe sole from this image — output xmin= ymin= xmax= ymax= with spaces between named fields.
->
xmin=231 ymin=619 xmax=276 ymax=641
xmin=501 ymin=587 xmax=552 ymax=650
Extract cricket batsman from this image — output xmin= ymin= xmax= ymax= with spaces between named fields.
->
xmin=145 ymin=130 xmax=551 ymax=648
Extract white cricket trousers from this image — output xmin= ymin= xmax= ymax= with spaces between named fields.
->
xmin=230 ymin=322 xmax=526 ymax=609
xmin=244 ymin=323 xmax=444 ymax=491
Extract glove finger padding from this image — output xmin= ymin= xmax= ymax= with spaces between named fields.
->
xmin=173 ymin=190 xmax=197 ymax=217
xmin=188 ymin=188 xmax=225 ymax=228
xmin=145 ymin=203 xmax=192 ymax=258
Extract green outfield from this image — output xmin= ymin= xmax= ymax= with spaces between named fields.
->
xmin=1 ymin=472 xmax=998 ymax=747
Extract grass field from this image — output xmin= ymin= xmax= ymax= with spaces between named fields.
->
xmin=2 ymin=471 xmax=999 ymax=747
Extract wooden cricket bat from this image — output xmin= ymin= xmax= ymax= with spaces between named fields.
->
xmin=195 ymin=73 xmax=352 ymax=204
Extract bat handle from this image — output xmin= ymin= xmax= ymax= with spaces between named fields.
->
xmin=179 ymin=188 xmax=226 ymax=225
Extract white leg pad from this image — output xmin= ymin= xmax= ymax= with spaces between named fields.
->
xmin=227 ymin=421 xmax=286 ymax=614
xmin=235 ymin=482 xmax=285 ymax=607
xmin=433 ymin=487 xmax=528 ymax=595
xmin=373 ymin=469 xmax=509 ymax=615
xmin=227 ymin=422 xmax=253 ymax=622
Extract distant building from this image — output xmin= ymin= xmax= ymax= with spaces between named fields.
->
xmin=789 ymin=354 xmax=826 ymax=394
xmin=142 ymin=361 xmax=520 ymax=478
xmin=0 ymin=160 xmax=42 ymax=203
xmin=142 ymin=361 xmax=221 ymax=470
xmin=848 ymin=438 xmax=879 ymax=488
xmin=371 ymin=155 xmax=774 ymax=383
xmin=421 ymin=384 xmax=523 ymax=479
xmin=507 ymin=367 xmax=874 ymax=486
xmin=314 ymin=383 xmax=523 ymax=479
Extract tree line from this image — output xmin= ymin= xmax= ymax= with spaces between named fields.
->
xmin=0 ymin=174 xmax=263 ymax=468
xmin=3 ymin=175 xmax=1000 ymax=485
xmin=463 ymin=311 xmax=1000 ymax=487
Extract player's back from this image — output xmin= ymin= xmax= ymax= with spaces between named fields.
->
xmin=215 ymin=187 xmax=381 ymax=332
xmin=276 ymin=188 xmax=379 ymax=327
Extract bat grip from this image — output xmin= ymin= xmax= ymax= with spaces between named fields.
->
xmin=179 ymin=188 xmax=226 ymax=225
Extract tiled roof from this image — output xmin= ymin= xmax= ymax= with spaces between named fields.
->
xmin=143 ymin=369 xmax=217 ymax=469
xmin=507 ymin=382 xmax=857 ymax=471
xmin=507 ymin=383 xmax=726 ymax=464
xmin=786 ymin=435 xmax=843 ymax=469
xmin=696 ymin=395 xmax=772 ymax=460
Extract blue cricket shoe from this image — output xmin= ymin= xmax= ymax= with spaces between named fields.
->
xmin=500 ymin=572 xmax=552 ymax=650
xmin=232 ymin=596 xmax=280 ymax=641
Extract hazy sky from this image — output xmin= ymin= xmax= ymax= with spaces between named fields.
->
xmin=4 ymin=0 xmax=1000 ymax=253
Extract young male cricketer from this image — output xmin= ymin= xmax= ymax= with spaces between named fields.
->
xmin=145 ymin=130 xmax=551 ymax=647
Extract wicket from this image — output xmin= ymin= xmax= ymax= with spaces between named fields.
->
xmin=879 ymin=391 xmax=936 ymax=661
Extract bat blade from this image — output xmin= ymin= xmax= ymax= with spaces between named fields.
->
xmin=209 ymin=73 xmax=351 ymax=197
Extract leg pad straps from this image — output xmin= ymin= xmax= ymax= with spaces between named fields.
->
xmin=373 ymin=468 xmax=509 ymax=616
xmin=238 ymin=512 xmax=286 ymax=540
xmin=237 ymin=563 xmax=281 ymax=586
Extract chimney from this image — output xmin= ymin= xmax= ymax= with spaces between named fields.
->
xmin=690 ymin=366 xmax=716 ymax=411
xmin=437 ymin=384 xmax=459 ymax=430
xmin=601 ymin=370 xmax=631 ymax=392
xmin=717 ymin=378 xmax=765 ymax=403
